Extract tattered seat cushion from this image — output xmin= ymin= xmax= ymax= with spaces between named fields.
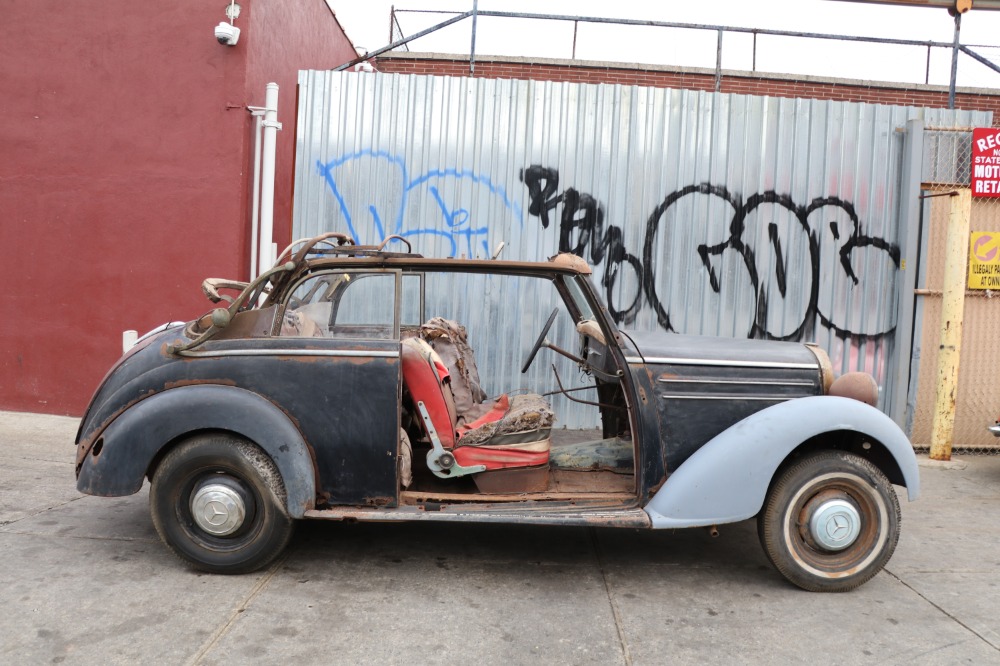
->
xmin=420 ymin=317 xmax=487 ymax=425
xmin=456 ymin=394 xmax=554 ymax=445
xmin=452 ymin=437 xmax=551 ymax=470
xmin=400 ymin=336 xmax=553 ymax=473
xmin=400 ymin=337 xmax=458 ymax=448
xmin=453 ymin=394 xmax=554 ymax=470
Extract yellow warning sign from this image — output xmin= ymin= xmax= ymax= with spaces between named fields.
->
xmin=968 ymin=231 xmax=1000 ymax=289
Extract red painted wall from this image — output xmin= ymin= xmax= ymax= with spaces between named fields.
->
xmin=245 ymin=1 xmax=359 ymax=250
xmin=0 ymin=1 xmax=355 ymax=416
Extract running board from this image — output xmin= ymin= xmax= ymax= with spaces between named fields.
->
xmin=304 ymin=505 xmax=652 ymax=528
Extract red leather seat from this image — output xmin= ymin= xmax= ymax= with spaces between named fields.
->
xmin=400 ymin=337 xmax=551 ymax=488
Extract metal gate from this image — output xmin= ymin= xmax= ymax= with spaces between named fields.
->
xmin=910 ymin=128 xmax=1000 ymax=451
xmin=293 ymin=69 xmax=990 ymax=428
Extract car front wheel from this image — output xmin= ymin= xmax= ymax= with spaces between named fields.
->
xmin=758 ymin=450 xmax=900 ymax=592
xmin=150 ymin=434 xmax=295 ymax=574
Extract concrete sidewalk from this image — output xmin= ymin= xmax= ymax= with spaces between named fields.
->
xmin=1 ymin=410 xmax=998 ymax=665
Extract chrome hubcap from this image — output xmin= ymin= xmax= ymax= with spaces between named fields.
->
xmin=808 ymin=498 xmax=861 ymax=551
xmin=191 ymin=483 xmax=246 ymax=536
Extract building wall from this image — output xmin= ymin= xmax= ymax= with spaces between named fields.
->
xmin=375 ymin=53 xmax=1000 ymax=128
xmin=0 ymin=0 xmax=355 ymax=416
xmin=246 ymin=0 xmax=359 ymax=254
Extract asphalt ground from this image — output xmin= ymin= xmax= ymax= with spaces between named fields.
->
xmin=1 ymin=410 xmax=999 ymax=665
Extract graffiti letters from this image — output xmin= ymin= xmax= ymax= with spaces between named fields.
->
xmin=520 ymin=166 xmax=644 ymax=323
xmin=521 ymin=165 xmax=901 ymax=342
xmin=316 ymin=152 xmax=901 ymax=345
xmin=317 ymin=151 xmax=523 ymax=257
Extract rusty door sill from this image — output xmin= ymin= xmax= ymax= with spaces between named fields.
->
xmin=303 ymin=505 xmax=652 ymax=528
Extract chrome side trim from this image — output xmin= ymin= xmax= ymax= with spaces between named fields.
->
xmin=626 ymin=356 xmax=815 ymax=370
xmin=137 ymin=321 xmax=185 ymax=345
xmin=658 ymin=394 xmax=791 ymax=402
xmin=180 ymin=349 xmax=399 ymax=359
xmin=658 ymin=377 xmax=815 ymax=387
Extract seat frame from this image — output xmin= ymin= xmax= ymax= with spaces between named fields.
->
xmin=400 ymin=336 xmax=552 ymax=492
xmin=415 ymin=401 xmax=487 ymax=479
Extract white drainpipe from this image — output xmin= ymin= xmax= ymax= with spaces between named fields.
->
xmin=248 ymin=108 xmax=264 ymax=279
xmin=258 ymin=82 xmax=281 ymax=273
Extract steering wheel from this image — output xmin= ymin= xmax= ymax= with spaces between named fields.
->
xmin=521 ymin=308 xmax=559 ymax=373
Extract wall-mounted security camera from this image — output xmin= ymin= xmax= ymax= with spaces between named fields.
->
xmin=215 ymin=21 xmax=240 ymax=46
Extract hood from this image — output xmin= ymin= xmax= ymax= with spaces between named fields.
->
xmin=620 ymin=330 xmax=824 ymax=370
xmin=619 ymin=330 xmax=829 ymax=472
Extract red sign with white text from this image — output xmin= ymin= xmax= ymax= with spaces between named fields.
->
xmin=972 ymin=127 xmax=1000 ymax=197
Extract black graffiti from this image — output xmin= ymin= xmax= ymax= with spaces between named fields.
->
xmin=520 ymin=165 xmax=901 ymax=342
xmin=520 ymin=166 xmax=644 ymax=323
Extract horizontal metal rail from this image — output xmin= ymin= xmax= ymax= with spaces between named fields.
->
xmin=334 ymin=10 xmax=474 ymax=71
xmin=471 ymin=10 xmax=957 ymax=49
xmin=346 ymin=8 xmax=1000 ymax=93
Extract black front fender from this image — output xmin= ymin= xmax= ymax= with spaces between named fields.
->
xmin=76 ymin=385 xmax=317 ymax=518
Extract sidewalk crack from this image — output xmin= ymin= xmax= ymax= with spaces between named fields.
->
xmin=0 ymin=495 xmax=86 ymax=528
xmin=885 ymin=568 xmax=1000 ymax=652
xmin=590 ymin=527 xmax=633 ymax=666
xmin=185 ymin=553 xmax=289 ymax=666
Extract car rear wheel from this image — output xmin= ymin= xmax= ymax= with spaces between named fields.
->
xmin=757 ymin=450 xmax=900 ymax=592
xmin=150 ymin=434 xmax=294 ymax=574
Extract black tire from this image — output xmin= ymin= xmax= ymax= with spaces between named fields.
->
xmin=758 ymin=450 xmax=900 ymax=592
xmin=150 ymin=434 xmax=295 ymax=574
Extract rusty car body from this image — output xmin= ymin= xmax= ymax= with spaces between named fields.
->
xmin=75 ymin=233 xmax=919 ymax=592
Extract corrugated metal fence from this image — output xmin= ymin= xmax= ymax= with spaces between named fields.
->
xmin=293 ymin=69 xmax=989 ymax=428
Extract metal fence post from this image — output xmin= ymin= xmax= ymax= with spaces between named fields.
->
xmin=948 ymin=12 xmax=962 ymax=109
xmin=469 ymin=0 xmax=478 ymax=77
xmin=929 ymin=188 xmax=971 ymax=460
xmin=888 ymin=119 xmax=925 ymax=430
xmin=715 ymin=28 xmax=723 ymax=92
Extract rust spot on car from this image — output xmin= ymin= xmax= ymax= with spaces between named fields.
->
xmin=647 ymin=475 xmax=667 ymax=499
xmin=159 ymin=340 xmax=189 ymax=357
xmin=162 ymin=378 xmax=237 ymax=390
xmin=75 ymin=388 xmax=159 ymax=468
xmin=576 ymin=512 xmax=651 ymax=528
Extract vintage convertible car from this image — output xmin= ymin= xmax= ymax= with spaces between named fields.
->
xmin=75 ymin=233 xmax=919 ymax=592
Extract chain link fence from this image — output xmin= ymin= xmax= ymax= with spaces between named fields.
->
xmin=388 ymin=10 xmax=411 ymax=52
xmin=912 ymin=127 xmax=1000 ymax=453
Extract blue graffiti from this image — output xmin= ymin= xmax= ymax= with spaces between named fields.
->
xmin=317 ymin=150 xmax=523 ymax=257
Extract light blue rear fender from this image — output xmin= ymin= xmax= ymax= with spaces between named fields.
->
xmin=644 ymin=396 xmax=920 ymax=529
